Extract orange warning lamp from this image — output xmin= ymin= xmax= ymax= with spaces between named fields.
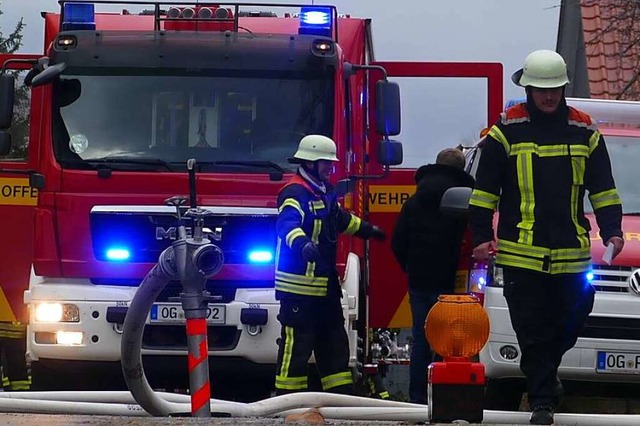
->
xmin=425 ymin=294 xmax=490 ymax=359
xmin=426 ymin=294 xmax=490 ymax=424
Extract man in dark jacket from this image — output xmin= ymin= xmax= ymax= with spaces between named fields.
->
xmin=391 ymin=147 xmax=474 ymax=404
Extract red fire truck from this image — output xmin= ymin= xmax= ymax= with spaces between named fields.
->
xmin=0 ymin=1 xmax=503 ymax=395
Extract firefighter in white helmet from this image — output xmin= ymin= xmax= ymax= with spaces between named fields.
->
xmin=273 ymin=134 xmax=385 ymax=395
xmin=469 ymin=50 xmax=624 ymax=425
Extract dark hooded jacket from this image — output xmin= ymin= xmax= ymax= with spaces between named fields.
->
xmin=391 ymin=163 xmax=475 ymax=291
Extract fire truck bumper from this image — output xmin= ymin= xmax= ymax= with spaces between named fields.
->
xmin=25 ymin=279 xmax=281 ymax=365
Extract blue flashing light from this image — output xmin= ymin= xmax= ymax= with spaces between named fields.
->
xmin=298 ymin=7 xmax=332 ymax=37
xmin=106 ymin=247 xmax=131 ymax=261
xmin=504 ymin=97 xmax=526 ymax=110
xmin=63 ymin=3 xmax=96 ymax=31
xmin=248 ymin=250 xmax=273 ymax=263
xmin=586 ymin=271 xmax=595 ymax=282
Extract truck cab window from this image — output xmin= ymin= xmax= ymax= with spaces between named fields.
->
xmin=0 ymin=70 xmax=31 ymax=161
xmin=52 ymin=70 xmax=334 ymax=172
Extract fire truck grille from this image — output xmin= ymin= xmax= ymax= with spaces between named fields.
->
xmin=153 ymin=279 xmax=274 ymax=303
xmin=581 ymin=316 xmax=640 ymax=341
xmin=142 ymin=325 xmax=240 ymax=350
xmin=590 ymin=265 xmax=634 ymax=293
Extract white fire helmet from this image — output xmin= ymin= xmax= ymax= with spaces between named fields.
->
xmin=511 ymin=50 xmax=570 ymax=89
xmin=292 ymin=134 xmax=339 ymax=162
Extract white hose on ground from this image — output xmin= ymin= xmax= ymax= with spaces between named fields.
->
xmin=0 ymin=397 xmax=148 ymax=416
xmin=2 ymin=391 xmax=640 ymax=424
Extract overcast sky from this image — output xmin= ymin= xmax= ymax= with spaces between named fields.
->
xmin=0 ymin=0 xmax=561 ymax=166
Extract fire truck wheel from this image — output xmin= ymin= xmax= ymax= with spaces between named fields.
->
xmin=484 ymin=378 xmax=526 ymax=411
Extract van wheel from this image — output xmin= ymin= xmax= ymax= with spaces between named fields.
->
xmin=485 ymin=378 xmax=525 ymax=411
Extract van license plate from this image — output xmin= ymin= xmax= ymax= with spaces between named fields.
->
xmin=149 ymin=304 xmax=226 ymax=324
xmin=597 ymin=352 xmax=640 ymax=374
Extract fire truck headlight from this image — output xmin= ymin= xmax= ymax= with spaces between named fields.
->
xmin=35 ymin=303 xmax=80 ymax=323
xmin=56 ymin=331 xmax=83 ymax=345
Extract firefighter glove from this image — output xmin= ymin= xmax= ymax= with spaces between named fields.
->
xmin=301 ymin=242 xmax=321 ymax=262
xmin=371 ymin=226 xmax=386 ymax=241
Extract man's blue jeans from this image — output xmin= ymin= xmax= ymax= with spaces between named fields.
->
xmin=408 ymin=287 xmax=441 ymax=404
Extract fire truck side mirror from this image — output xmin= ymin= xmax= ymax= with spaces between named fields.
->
xmin=440 ymin=187 xmax=472 ymax=216
xmin=377 ymin=139 xmax=403 ymax=166
xmin=335 ymin=178 xmax=355 ymax=196
xmin=0 ymin=74 xmax=16 ymax=129
xmin=29 ymin=173 xmax=46 ymax=190
xmin=31 ymin=62 xmax=67 ymax=88
xmin=375 ymin=80 xmax=401 ymax=136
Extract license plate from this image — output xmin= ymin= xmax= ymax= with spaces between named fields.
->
xmin=149 ymin=304 xmax=226 ymax=324
xmin=596 ymin=352 xmax=640 ymax=374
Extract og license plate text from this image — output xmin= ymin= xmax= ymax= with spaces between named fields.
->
xmin=597 ymin=352 xmax=640 ymax=374
xmin=149 ymin=304 xmax=226 ymax=324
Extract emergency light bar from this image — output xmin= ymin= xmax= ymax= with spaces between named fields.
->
xmin=62 ymin=2 xmax=96 ymax=31
xmin=298 ymin=6 xmax=333 ymax=37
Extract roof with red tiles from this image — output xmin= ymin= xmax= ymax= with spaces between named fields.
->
xmin=581 ymin=0 xmax=640 ymax=100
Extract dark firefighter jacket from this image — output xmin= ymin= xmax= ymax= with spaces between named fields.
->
xmin=391 ymin=164 xmax=475 ymax=292
xmin=275 ymin=171 xmax=375 ymax=298
xmin=469 ymin=102 xmax=623 ymax=274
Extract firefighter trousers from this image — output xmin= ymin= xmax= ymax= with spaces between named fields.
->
xmin=0 ymin=323 xmax=31 ymax=391
xmin=274 ymin=294 xmax=353 ymax=395
xmin=502 ymin=267 xmax=594 ymax=409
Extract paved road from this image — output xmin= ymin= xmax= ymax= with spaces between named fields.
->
xmin=0 ymin=414 xmax=403 ymax=426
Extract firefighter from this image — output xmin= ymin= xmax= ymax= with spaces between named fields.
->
xmin=469 ymin=49 xmax=624 ymax=425
xmin=0 ymin=321 xmax=31 ymax=391
xmin=274 ymin=134 xmax=385 ymax=395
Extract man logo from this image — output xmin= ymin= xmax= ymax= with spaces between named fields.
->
xmin=629 ymin=269 xmax=640 ymax=296
xmin=155 ymin=226 xmax=222 ymax=241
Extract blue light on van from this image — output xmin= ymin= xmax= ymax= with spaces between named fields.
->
xmin=298 ymin=7 xmax=332 ymax=37
xmin=504 ymin=97 xmax=526 ymax=109
xmin=248 ymin=250 xmax=273 ymax=263
xmin=63 ymin=2 xmax=96 ymax=31
xmin=106 ymin=247 xmax=131 ymax=261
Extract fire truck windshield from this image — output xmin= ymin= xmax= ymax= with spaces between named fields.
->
xmin=52 ymin=71 xmax=334 ymax=173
